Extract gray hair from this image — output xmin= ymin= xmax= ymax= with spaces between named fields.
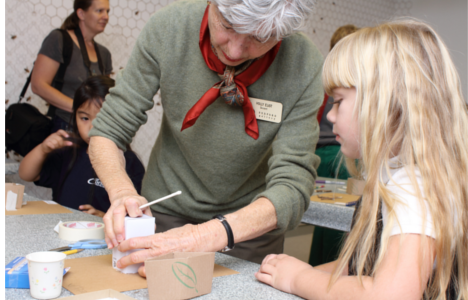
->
xmin=212 ymin=0 xmax=316 ymax=41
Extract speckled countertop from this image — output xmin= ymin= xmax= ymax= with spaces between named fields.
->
xmin=5 ymin=195 xmax=302 ymax=300
xmin=302 ymin=178 xmax=355 ymax=232
xmin=303 ymin=201 xmax=354 ymax=232
xmin=5 ymin=158 xmax=20 ymax=175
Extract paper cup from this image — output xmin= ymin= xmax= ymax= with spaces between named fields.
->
xmin=26 ymin=252 xmax=66 ymax=299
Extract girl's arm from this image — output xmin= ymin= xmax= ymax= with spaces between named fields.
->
xmin=256 ymin=233 xmax=435 ymax=300
xmin=79 ymin=205 xmax=105 ymax=218
xmin=30 ymin=54 xmax=74 ymax=112
xmin=18 ymin=130 xmax=73 ymax=182
xmin=314 ymin=260 xmax=348 ymax=275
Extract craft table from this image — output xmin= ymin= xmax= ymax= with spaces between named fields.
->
xmin=5 ymin=158 xmax=20 ymax=175
xmin=301 ymin=177 xmax=355 ymax=232
xmin=5 ymin=195 xmax=301 ymax=300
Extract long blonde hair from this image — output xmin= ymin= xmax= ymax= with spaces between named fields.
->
xmin=322 ymin=19 xmax=468 ymax=299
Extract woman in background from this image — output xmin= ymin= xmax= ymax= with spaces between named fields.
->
xmin=31 ymin=0 xmax=112 ymax=132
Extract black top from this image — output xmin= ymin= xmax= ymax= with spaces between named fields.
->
xmin=35 ymin=146 xmax=145 ymax=212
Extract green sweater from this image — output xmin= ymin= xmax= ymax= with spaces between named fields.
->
xmin=90 ymin=0 xmax=323 ymax=234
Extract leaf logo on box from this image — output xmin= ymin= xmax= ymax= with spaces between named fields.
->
xmin=171 ymin=262 xmax=198 ymax=293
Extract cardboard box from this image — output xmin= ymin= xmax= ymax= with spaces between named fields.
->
xmin=112 ymin=214 xmax=155 ymax=274
xmin=5 ymin=256 xmax=69 ymax=289
xmin=59 ymin=289 xmax=137 ymax=300
xmin=145 ymin=252 xmax=215 ymax=300
xmin=5 ymin=183 xmax=25 ymax=210
xmin=346 ymin=178 xmax=365 ymax=196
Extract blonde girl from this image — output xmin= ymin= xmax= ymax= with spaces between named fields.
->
xmin=256 ymin=19 xmax=467 ymax=300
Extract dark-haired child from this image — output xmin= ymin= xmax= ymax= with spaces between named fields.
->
xmin=19 ymin=76 xmax=145 ymax=217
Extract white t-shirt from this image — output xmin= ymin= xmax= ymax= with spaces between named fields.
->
xmin=380 ymin=157 xmax=435 ymax=239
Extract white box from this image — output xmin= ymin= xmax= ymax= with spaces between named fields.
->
xmin=112 ymin=214 xmax=155 ymax=274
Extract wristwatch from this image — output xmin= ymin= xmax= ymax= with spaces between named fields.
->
xmin=212 ymin=214 xmax=235 ymax=252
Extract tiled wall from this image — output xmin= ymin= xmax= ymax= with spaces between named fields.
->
xmin=5 ymin=0 xmax=411 ymax=166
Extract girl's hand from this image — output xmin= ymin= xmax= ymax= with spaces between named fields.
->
xmin=79 ymin=204 xmax=105 ymax=218
xmin=41 ymin=130 xmax=73 ymax=154
xmin=255 ymin=254 xmax=313 ymax=294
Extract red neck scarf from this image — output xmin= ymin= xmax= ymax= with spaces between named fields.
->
xmin=180 ymin=5 xmax=282 ymax=140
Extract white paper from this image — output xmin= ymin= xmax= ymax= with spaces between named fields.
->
xmin=44 ymin=200 xmax=57 ymax=205
xmin=54 ymin=221 xmax=63 ymax=233
xmin=6 ymin=191 xmax=18 ymax=211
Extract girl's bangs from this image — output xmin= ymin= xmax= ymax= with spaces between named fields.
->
xmin=322 ymin=36 xmax=358 ymax=95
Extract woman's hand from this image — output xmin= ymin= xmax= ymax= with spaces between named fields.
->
xmin=41 ymin=130 xmax=73 ymax=154
xmin=79 ymin=204 xmax=105 ymax=217
xmin=255 ymin=254 xmax=313 ymax=294
xmin=115 ymin=220 xmax=224 ymax=278
xmin=102 ymin=190 xmax=152 ymax=249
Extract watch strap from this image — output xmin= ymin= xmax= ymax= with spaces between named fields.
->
xmin=213 ymin=214 xmax=234 ymax=252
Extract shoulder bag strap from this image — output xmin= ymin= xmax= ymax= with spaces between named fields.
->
xmin=74 ymin=26 xmax=93 ymax=76
xmin=18 ymin=71 xmax=33 ymax=103
xmin=94 ymin=41 xmax=105 ymax=74
xmin=74 ymin=26 xmax=105 ymax=76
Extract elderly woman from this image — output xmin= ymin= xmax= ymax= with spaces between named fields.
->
xmin=89 ymin=0 xmax=322 ymax=276
xmin=31 ymin=0 xmax=112 ymax=132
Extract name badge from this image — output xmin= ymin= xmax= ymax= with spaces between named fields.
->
xmin=251 ymin=98 xmax=283 ymax=123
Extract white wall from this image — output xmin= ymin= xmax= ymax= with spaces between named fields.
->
xmin=410 ymin=0 xmax=468 ymax=100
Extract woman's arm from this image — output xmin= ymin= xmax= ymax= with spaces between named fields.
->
xmin=90 ymin=137 xmax=277 ymax=249
xmin=19 ymin=130 xmax=72 ymax=181
xmin=89 ymin=136 xmax=150 ymax=247
xmin=114 ymin=197 xmax=278 ymax=277
xmin=89 ymin=136 xmax=279 ymax=277
xmin=257 ymin=234 xmax=435 ymax=300
xmin=30 ymin=54 xmax=74 ymax=112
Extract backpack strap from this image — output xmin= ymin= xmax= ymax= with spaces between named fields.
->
xmin=53 ymin=29 xmax=74 ymax=92
xmin=46 ymin=29 xmax=74 ymax=117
